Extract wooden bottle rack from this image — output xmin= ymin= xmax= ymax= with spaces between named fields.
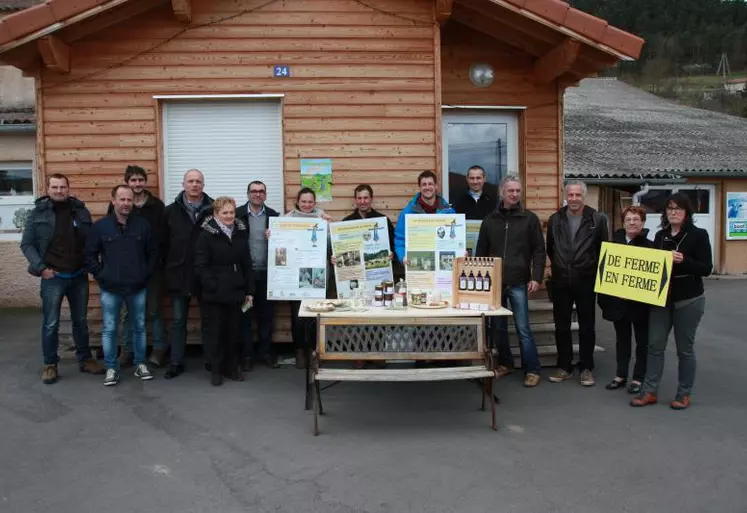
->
xmin=451 ymin=257 xmax=502 ymax=310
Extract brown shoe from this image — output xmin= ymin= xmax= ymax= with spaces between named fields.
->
xmin=148 ymin=348 xmax=168 ymax=368
xmin=670 ymin=396 xmax=691 ymax=410
xmin=524 ymin=373 xmax=540 ymax=387
xmin=295 ymin=349 xmax=307 ymax=370
xmin=79 ymin=359 xmax=105 ymax=375
xmin=631 ymin=393 xmax=658 ymax=407
xmin=548 ymin=369 xmax=573 ymax=383
xmin=495 ymin=365 xmax=513 ymax=378
xmin=42 ymin=364 xmax=58 ymax=384
xmin=118 ymin=350 xmax=134 ymax=369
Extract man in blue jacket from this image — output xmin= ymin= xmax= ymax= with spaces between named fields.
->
xmin=85 ymin=185 xmax=159 ymax=386
xmin=394 ymin=170 xmax=455 ymax=262
xmin=21 ymin=173 xmax=105 ymax=384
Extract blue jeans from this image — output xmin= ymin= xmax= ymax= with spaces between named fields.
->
xmin=121 ymin=274 xmax=165 ymax=352
xmin=241 ymin=273 xmax=274 ymax=361
xmin=40 ymin=273 xmax=92 ymax=365
xmin=494 ymin=284 xmax=541 ymax=374
xmin=101 ymin=288 xmax=147 ymax=369
xmin=168 ymin=294 xmax=207 ymax=366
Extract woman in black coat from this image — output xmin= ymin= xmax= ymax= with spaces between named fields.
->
xmin=598 ymin=205 xmax=652 ymax=395
xmin=194 ymin=197 xmax=254 ymax=386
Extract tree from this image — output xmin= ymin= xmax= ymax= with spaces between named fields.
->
xmin=12 ymin=207 xmax=31 ymax=232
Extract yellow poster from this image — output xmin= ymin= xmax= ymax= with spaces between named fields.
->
xmin=594 ymin=242 xmax=673 ymax=307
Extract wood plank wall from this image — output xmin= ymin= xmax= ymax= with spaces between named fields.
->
xmin=440 ymin=22 xmax=561 ymax=221
xmin=38 ymin=0 xmax=438 ymax=338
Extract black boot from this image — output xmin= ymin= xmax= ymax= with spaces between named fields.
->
xmin=211 ymin=372 xmax=223 ymax=386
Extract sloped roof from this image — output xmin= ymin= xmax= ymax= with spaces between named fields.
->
xmin=0 ymin=0 xmax=43 ymax=12
xmin=0 ymin=0 xmax=643 ymax=60
xmin=564 ymin=78 xmax=747 ymax=180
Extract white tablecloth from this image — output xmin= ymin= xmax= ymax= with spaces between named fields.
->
xmin=299 ymin=301 xmax=512 ymax=319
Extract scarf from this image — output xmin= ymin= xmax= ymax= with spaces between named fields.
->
xmin=214 ymin=218 xmax=234 ymax=238
xmin=417 ymin=195 xmax=438 ymax=214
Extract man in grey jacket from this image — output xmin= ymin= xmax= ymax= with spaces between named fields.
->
xmin=20 ymin=173 xmax=105 ymax=384
xmin=475 ymin=175 xmax=546 ymax=387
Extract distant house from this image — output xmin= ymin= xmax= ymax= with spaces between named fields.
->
xmin=565 ymin=78 xmax=747 ymax=274
xmin=724 ymin=77 xmax=747 ymax=94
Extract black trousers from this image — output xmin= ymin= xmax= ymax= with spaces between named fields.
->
xmin=552 ymin=279 xmax=597 ymax=372
xmin=613 ymin=319 xmax=648 ymax=381
xmin=290 ymin=301 xmax=316 ymax=350
xmin=203 ymin=301 xmax=240 ymax=374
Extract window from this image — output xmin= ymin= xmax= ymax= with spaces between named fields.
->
xmin=0 ymin=162 xmax=34 ymax=240
xmin=161 ymin=98 xmax=284 ymax=212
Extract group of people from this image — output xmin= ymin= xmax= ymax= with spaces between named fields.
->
xmin=21 ymin=164 xmax=712 ymax=407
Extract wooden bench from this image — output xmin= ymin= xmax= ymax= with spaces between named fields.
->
xmin=300 ymin=304 xmax=513 ymax=435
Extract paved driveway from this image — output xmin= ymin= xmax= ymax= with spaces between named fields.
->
xmin=1 ymin=280 xmax=745 ymax=513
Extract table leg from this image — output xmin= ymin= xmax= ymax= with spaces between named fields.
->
xmin=304 ymin=349 xmax=312 ymax=411
xmin=489 ymin=377 xmax=498 ymax=431
xmin=313 ymin=378 xmax=320 ymax=436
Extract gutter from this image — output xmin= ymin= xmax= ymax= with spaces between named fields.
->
xmin=566 ymin=177 xmax=687 ymax=185
xmin=0 ymin=123 xmax=36 ymax=133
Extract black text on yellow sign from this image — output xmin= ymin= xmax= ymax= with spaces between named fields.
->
xmin=594 ymin=242 xmax=673 ymax=307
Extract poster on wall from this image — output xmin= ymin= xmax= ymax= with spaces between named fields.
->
xmin=726 ymin=192 xmax=747 ymax=240
xmin=465 ymin=220 xmax=482 ymax=257
xmin=405 ymin=213 xmax=466 ymax=301
xmin=300 ymin=158 xmax=332 ymax=202
xmin=329 ymin=217 xmax=394 ymax=299
xmin=267 ymin=217 xmax=328 ymax=300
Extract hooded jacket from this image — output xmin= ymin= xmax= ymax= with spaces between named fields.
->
xmin=475 ymin=201 xmax=545 ymax=287
xmin=194 ymin=216 xmax=254 ymax=304
xmin=20 ymin=196 xmax=92 ymax=277
xmin=162 ymin=191 xmax=214 ymax=295
xmin=546 ymin=205 xmax=609 ymax=285
xmin=393 ymin=193 xmax=455 ymax=262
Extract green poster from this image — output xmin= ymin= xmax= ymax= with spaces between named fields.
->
xmin=300 ymin=158 xmax=332 ymax=202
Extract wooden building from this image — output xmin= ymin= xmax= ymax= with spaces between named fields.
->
xmin=0 ymin=0 xmax=642 ymax=341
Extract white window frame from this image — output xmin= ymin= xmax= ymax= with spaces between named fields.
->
xmin=0 ymin=160 xmax=35 ymax=241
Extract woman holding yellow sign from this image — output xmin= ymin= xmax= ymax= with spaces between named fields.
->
xmin=598 ymin=206 xmax=652 ymax=395
xmin=631 ymin=193 xmax=712 ymax=410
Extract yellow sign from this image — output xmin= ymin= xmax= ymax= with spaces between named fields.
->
xmin=594 ymin=242 xmax=673 ymax=307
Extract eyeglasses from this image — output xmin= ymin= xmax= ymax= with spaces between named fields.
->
xmin=249 ymin=190 xmax=266 ymax=194
xmin=666 ymin=206 xmax=684 ymax=212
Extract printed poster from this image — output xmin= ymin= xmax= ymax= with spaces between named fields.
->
xmin=594 ymin=241 xmax=673 ymax=307
xmin=465 ymin=220 xmax=482 ymax=257
xmin=300 ymin=158 xmax=333 ymax=202
xmin=267 ymin=217 xmax=328 ymax=300
xmin=405 ymin=213 xmax=466 ymax=301
xmin=726 ymin=191 xmax=747 ymax=240
xmin=330 ymin=217 xmax=394 ymax=299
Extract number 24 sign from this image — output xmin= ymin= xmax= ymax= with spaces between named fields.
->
xmin=273 ymin=65 xmax=291 ymax=78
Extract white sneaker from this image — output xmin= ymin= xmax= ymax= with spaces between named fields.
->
xmin=104 ymin=369 xmax=119 ymax=386
xmin=134 ymin=363 xmax=153 ymax=381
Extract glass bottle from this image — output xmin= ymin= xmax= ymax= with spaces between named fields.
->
xmin=475 ymin=271 xmax=483 ymax=291
xmin=467 ymin=270 xmax=475 ymax=291
xmin=484 ymin=271 xmax=492 ymax=292
xmin=459 ymin=269 xmax=467 ymax=290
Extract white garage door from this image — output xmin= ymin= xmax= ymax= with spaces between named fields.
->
xmin=162 ymin=99 xmax=284 ymax=212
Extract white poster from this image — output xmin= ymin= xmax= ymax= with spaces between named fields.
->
xmin=405 ymin=213 xmax=466 ymax=301
xmin=267 ymin=217 xmax=328 ymax=300
xmin=330 ymin=217 xmax=393 ymax=298
xmin=465 ymin=220 xmax=482 ymax=257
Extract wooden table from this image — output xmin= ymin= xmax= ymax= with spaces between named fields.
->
xmin=299 ymin=302 xmax=513 ymax=435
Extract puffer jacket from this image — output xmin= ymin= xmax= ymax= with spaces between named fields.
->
xmin=194 ymin=216 xmax=254 ymax=304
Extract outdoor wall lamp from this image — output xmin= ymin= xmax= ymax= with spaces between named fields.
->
xmin=469 ymin=63 xmax=495 ymax=88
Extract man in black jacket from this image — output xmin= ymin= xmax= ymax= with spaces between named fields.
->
xmin=161 ymin=169 xmax=214 ymax=379
xmin=21 ymin=173 xmax=105 ymax=384
xmin=475 ymin=175 xmax=545 ymax=387
xmin=546 ymin=180 xmax=609 ymax=386
xmin=236 ymin=180 xmax=280 ymax=370
xmin=107 ymin=166 xmax=168 ymax=368
xmin=453 ymin=165 xmax=497 ymax=221
xmin=85 ymin=185 xmax=159 ymax=386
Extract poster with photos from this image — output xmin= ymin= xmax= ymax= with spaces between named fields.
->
xmin=267 ymin=217 xmax=328 ymax=300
